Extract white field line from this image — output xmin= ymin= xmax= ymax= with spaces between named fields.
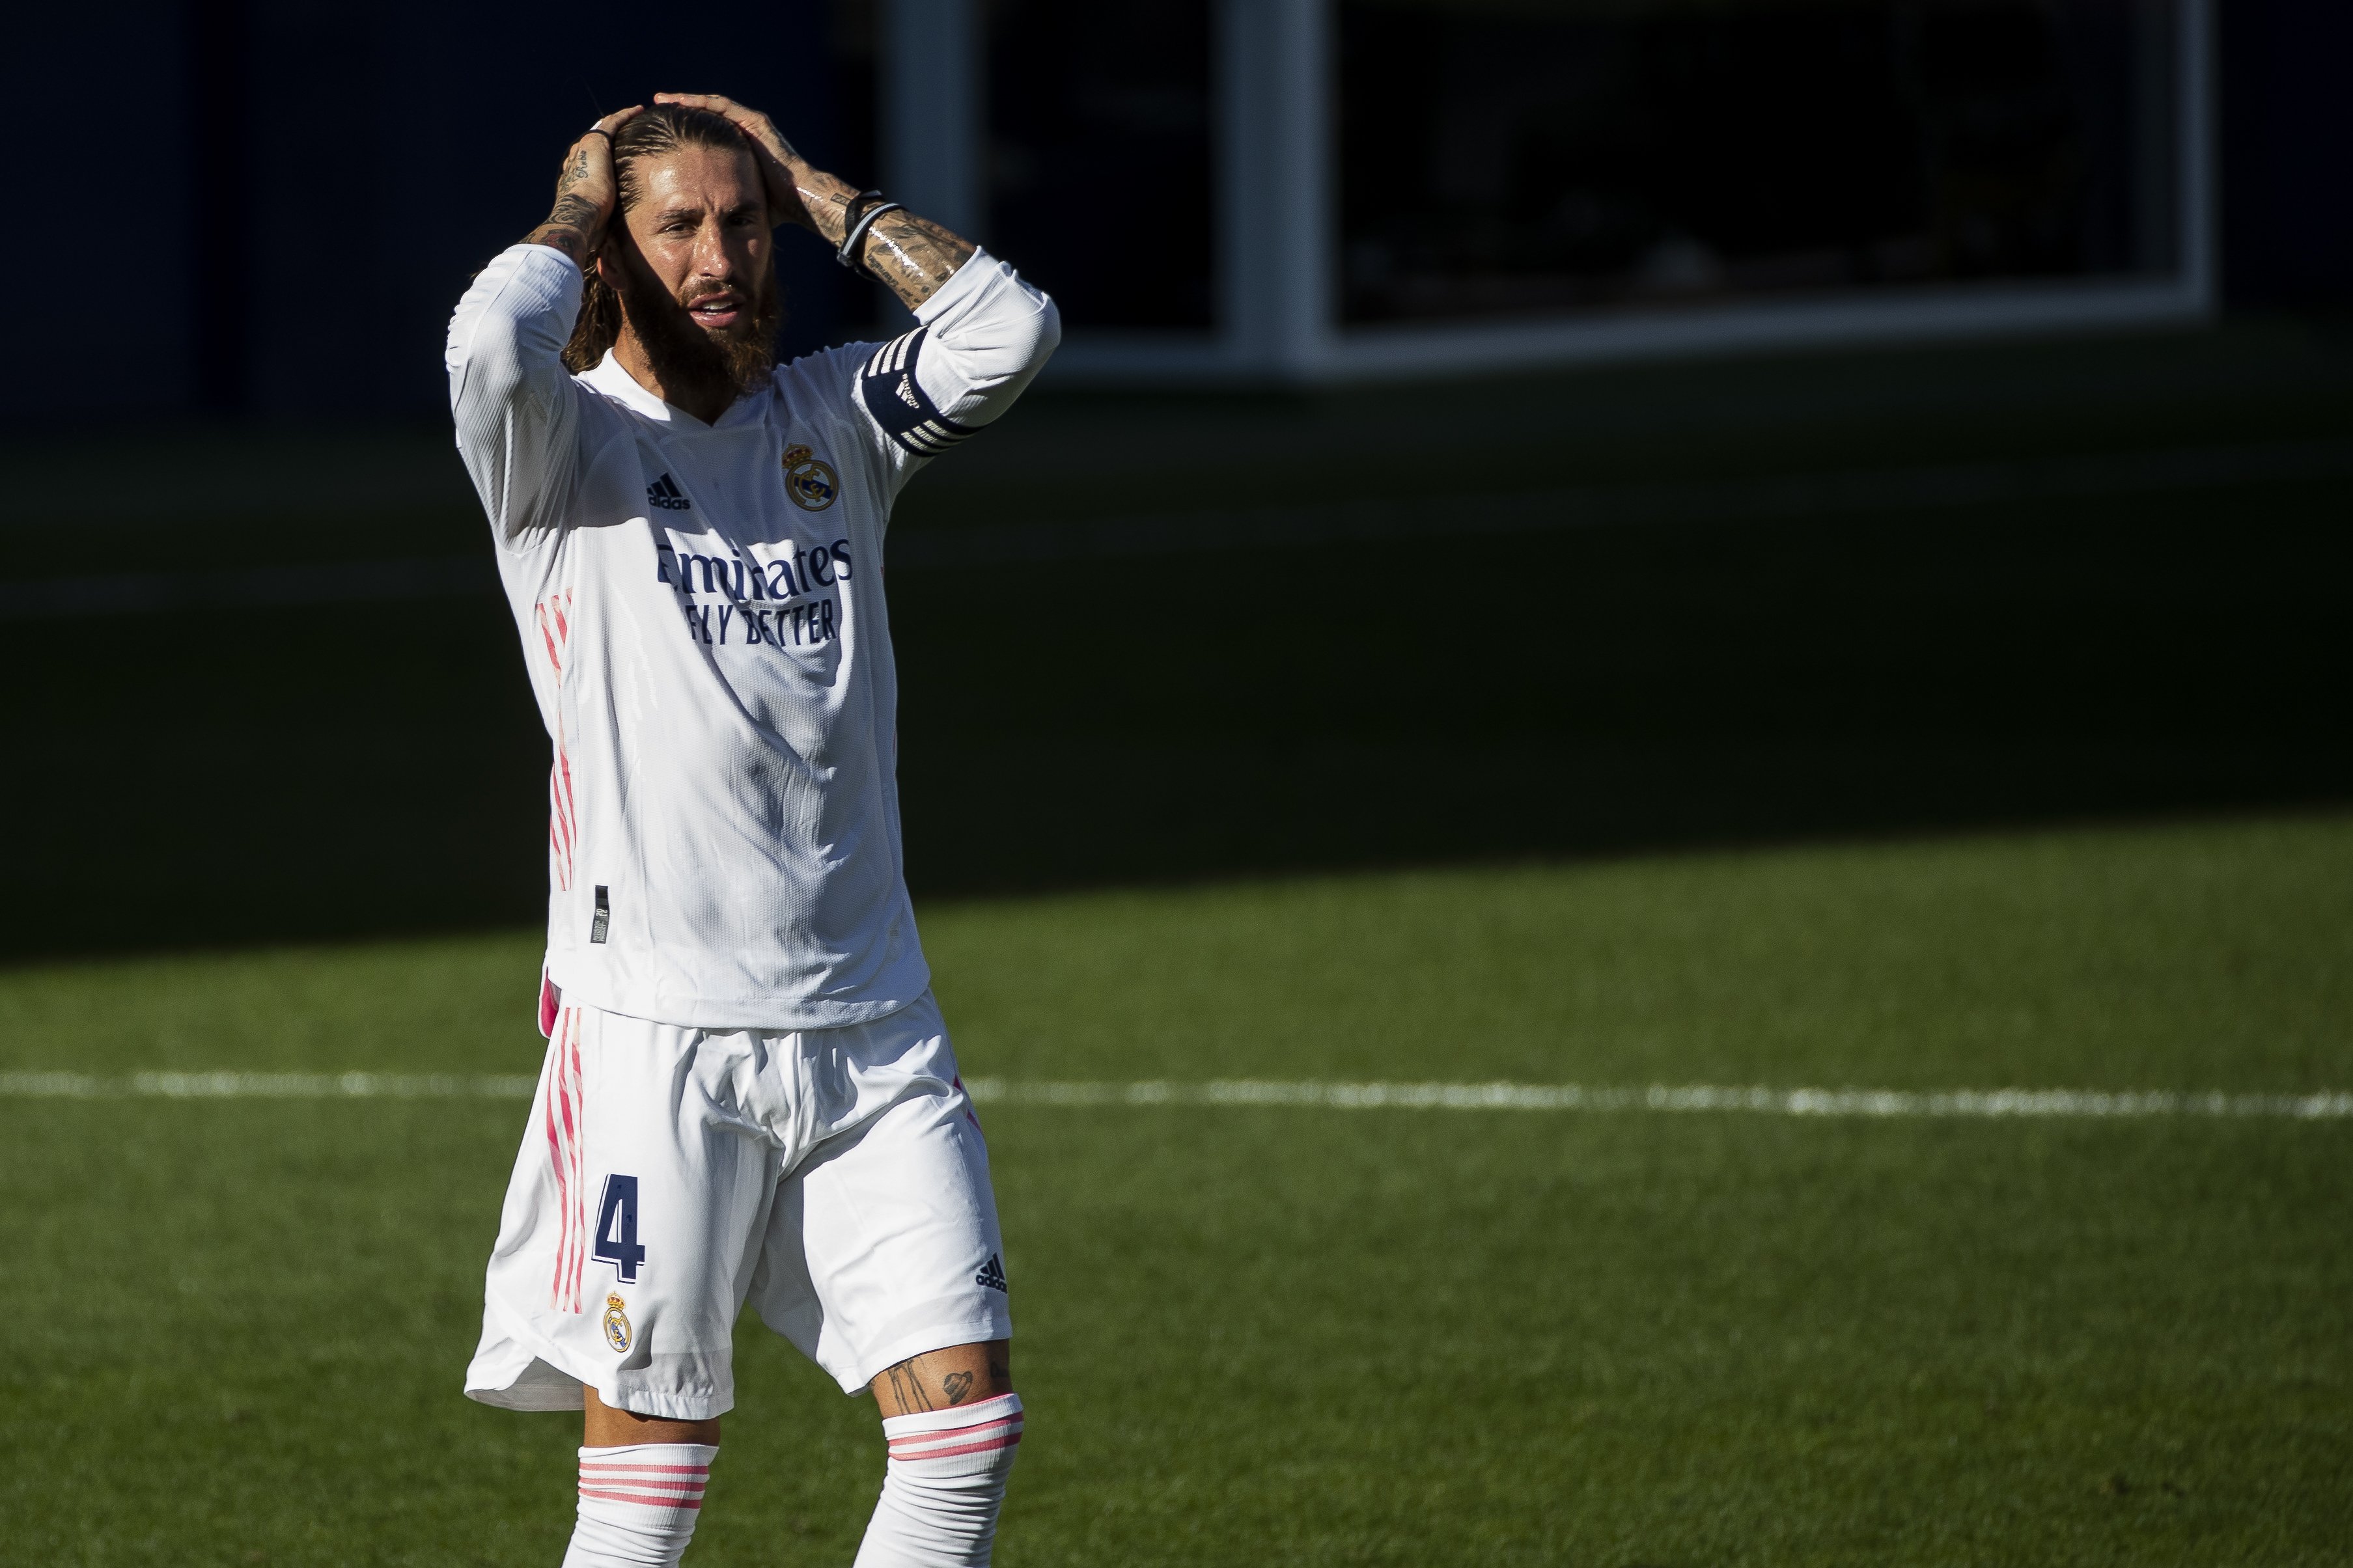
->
xmin=0 ymin=1071 xmax=538 ymax=1100
xmin=961 ymin=1079 xmax=2353 ymax=1120
xmin=1 ymin=1071 xmax=2347 ymax=1121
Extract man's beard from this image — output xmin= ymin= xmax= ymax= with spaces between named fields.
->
xmin=614 ymin=254 xmax=781 ymax=409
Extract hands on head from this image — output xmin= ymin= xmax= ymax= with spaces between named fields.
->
xmin=526 ymin=105 xmax=644 ymax=267
xmin=527 ymin=94 xmax=856 ymax=266
xmin=651 ymin=94 xmax=803 ymax=223
xmin=647 ymin=92 xmax=973 ymax=307
xmin=522 ymin=91 xmax=965 ymax=317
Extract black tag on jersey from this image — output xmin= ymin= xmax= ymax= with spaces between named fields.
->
xmin=591 ymin=886 xmax=611 ymax=944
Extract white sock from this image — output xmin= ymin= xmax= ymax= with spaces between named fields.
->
xmin=853 ymin=1394 xmax=1025 ymax=1568
xmin=561 ymin=1442 xmax=717 ymax=1567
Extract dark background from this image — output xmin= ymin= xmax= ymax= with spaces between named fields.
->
xmin=1 ymin=0 xmax=2348 ymax=959
xmin=1342 ymin=0 xmax=2180 ymax=320
xmin=8 ymin=0 xmax=2350 ymax=420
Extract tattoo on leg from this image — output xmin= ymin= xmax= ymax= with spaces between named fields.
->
xmin=941 ymin=1370 xmax=975 ymax=1406
xmin=986 ymin=1350 xmax=1009 ymax=1390
xmin=883 ymin=1362 xmax=935 ymax=1413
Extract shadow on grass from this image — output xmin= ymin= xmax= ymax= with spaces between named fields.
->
xmin=7 ymin=479 xmax=2349 ymax=960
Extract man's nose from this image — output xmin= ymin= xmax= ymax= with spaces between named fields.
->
xmin=693 ymin=224 xmax=735 ymax=277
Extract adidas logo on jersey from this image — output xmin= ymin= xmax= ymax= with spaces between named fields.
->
xmin=974 ymin=1253 xmax=1008 ymax=1293
xmin=647 ymin=473 xmax=692 ymax=511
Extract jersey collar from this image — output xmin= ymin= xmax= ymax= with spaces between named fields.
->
xmin=580 ymin=351 xmax=768 ymax=430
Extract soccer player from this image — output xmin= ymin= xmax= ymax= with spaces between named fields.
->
xmin=447 ymin=94 xmax=1059 ymax=1567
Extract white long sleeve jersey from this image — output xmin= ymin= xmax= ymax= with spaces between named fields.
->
xmin=448 ymin=243 xmax=1059 ymax=1029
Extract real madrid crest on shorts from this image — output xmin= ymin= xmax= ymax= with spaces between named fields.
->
xmin=603 ymin=1294 xmax=633 ymax=1354
xmin=783 ymin=444 xmax=838 ymax=511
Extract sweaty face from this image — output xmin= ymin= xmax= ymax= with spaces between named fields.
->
xmin=606 ymin=146 xmax=779 ymax=405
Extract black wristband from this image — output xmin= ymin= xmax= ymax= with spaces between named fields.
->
xmin=837 ymin=191 xmax=903 ymax=273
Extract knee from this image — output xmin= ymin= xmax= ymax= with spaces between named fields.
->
xmin=860 ymin=1394 xmax=1023 ymax=1566
xmin=883 ymin=1392 xmax=1023 ymax=1479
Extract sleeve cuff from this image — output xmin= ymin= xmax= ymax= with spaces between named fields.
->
xmin=515 ymin=241 xmax=586 ymax=283
xmin=914 ymin=247 xmax=1018 ymax=327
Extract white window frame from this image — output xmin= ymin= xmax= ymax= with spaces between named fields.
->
xmin=887 ymin=0 xmax=2216 ymax=384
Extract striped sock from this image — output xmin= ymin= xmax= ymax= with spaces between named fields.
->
xmin=561 ymin=1442 xmax=717 ymax=1568
xmin=854 ymin=1394 xmax=1025 ymax=1567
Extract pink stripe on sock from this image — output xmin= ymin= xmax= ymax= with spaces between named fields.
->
xmin=889 ymin=1414 xmax=1022 ymax=1450
xmin=890 ymin=1410 xmax=1022 ymax=1442
xmin=890 ymin=1431 xmax=1024 ymax=1463
xmin=579 ymin=1476 xmax=706 ymax=1495
xmin=580 ymin=1463 xmax=711 ymax=1476
xmin=579 ymin=1486 xmax=704 ymax=1509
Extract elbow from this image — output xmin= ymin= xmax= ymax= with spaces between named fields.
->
xmin=448 ymin=319 xmax=527 ymax=417
xmin=1031 ymin=295 xmax=1063 ymax=366
xmin=446 ymin=279 xmax=522 ymax=402
xmin=447 ymin=252 xmax=578 ymax=413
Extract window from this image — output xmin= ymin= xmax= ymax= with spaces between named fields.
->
xmin=986 ymin=0 xmax=1217 ymax=330
xmin=1339 ymin=0 xmax=2184 ymax=325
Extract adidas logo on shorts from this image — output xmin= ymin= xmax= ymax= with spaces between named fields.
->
xmin=974 ymin=1253 xmax=1008 ymax=1293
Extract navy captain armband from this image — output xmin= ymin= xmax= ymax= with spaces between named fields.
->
xmin=859 ymin=329 xmax=978 ymax=457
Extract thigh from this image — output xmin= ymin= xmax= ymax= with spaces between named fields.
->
xmin=573 ymin=1011 xmax=777 ymax=1349
xmin=747 ymin=1080 xmax=1012 ymax=1394
xmin=473 ymin=1005 xmax=779 ymax=1421
xmin=872 ymin=1338 xmax=1013 ymax=1417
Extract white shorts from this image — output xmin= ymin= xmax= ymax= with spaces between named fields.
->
xmin=464 ymin=990 xmax=1010 ymax=1422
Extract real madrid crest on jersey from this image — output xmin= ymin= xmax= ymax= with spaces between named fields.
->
xmin=603 ymin=1294 xmax=633 ymax=1354
xmin=783 ymin=444 xmax=838 ymax=511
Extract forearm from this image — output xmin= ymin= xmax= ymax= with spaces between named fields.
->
xmin=523 ymin=196 xmax=606 ymax=268
xmin=523 ymin=163 xmax=608 ymax=265
xmin=787 ymin=160 xmax=976 ymax=310
xmin=522 ymin=136 xmax=617 ymax=267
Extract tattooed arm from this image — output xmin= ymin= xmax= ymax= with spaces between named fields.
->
xmin=651 ymin=90 xmax=1056 ymax=483
xmin=449 ymin=107 xmax=646 ymax=544
xmin=523 ymin=107 xmax=642 ymax=267
xmin=654 ymin=92 xmax=977 ymax=309
xmin=810 ymin=182 xmax=979 ymax=312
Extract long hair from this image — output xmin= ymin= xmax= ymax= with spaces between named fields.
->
xmin=561 ymin=104 xmax=757 ymax=374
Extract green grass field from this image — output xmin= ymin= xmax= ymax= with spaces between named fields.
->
xmin=5 ymin=813 xmax=2351 ymax=1565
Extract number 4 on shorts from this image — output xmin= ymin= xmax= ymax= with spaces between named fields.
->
xmin=592 ymin=1174 xmax=647 ymax=1282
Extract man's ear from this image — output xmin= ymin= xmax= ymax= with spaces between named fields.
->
xmin=594 ymin=216 xmax=642 ymax=288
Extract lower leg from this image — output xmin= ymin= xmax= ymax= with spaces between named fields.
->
xmin=563 ymin=1389 xmax=723 ymax=1568
xmin=857 ymin=1341 xmax=1021 ymax=1568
